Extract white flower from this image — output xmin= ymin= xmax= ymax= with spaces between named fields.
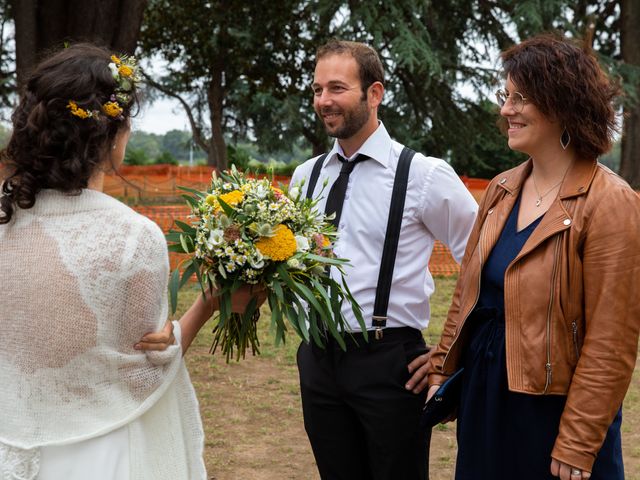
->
xmin=207 ymin=229 xmax=224 ymax=248
xmin=249 ymin=250 xmax=265 ymax=269
xmin=108 ymin=62 xmax=118 ymax=78
xmin=255 ymin=184 xmax=270 ymax=199
xmin=295 ymin=235 xmax=310 ymax=252
xmin=289 ymin=186 xmax=300 ymax=199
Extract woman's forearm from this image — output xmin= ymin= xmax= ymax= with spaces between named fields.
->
xmin=178 ymin=293 xmax=218 ymax=354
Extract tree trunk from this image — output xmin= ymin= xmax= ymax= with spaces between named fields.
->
xmin=207 ymin=71 xmax=227 ymax=170
xmin=619 ymin=0 xmax=640 ymax=188
xmin=12 ymin=0 xmax=147 ymax=89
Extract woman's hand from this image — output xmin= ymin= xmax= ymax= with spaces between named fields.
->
xmin=550 ymin=458 xmax=591 ymax=480
xmin=134 ymin=320 xmax=175 ymax=352
xmin=134 ymin=284 xmax=268 ymax=353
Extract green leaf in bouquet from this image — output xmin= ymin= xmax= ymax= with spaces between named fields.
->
xmin=179 ymin=234 xmax=195 ymax=254
xmin=174 ymin=220 xmax=196 ymax=233
xmin=306 ymin=308 xmax=326 ymax=349
xmin=165 ymin=231 xmax=183 ymax=243
xmin=341 ymin=276 xmax=366 ymax=335
xmin=169 ymin=267 xmax=180 ymax=314
xmin=216 ymin=196 xmax=235 ymax=217
xmin=168 ymin=243 xmax=187 ymax=253
xmin=179 ymin=259 xmax=197 ymax=289
xmin=304 ymin=253 xmax=349 ymax=266
xmin=271 ymin=279 xmax=285 ymax=303
xmin=178 ymin=185 xmax=207 ymax=198
xmin=310 ymin=277 xmax=334 ymax=318
xmin=218 ymin=263 xmax=228 ymax=279
xmin=267 ymin=296 xmax=285 ymax=346
xmin=181 ymin=194 xmax=200 ymax=210
xmin=219 ymin=290 xmax=231 ymax=323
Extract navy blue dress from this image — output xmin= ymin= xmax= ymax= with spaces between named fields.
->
xmin=455 ymin=195 xmax=624 ymax=479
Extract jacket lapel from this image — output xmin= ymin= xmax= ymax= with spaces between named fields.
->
xmin=514 ymin=159 xmax=597 ymax=262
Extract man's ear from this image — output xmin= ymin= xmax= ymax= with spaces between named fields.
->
xmin=368 ymin=81 xmax=384 ymax=109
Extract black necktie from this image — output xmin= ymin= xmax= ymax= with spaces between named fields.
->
xmin=324 ymin=154 xmax=369 ymax=229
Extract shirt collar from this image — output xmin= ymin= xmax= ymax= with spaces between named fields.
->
xmin=327 ymin=122 xmax=392 ymax=169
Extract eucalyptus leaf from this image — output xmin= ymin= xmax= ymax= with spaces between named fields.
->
xmin=169 ymin=268 xmax=180 ymax=314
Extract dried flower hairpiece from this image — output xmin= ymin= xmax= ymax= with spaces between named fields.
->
xmin=68 ymin=53 xmax=140 ymax=121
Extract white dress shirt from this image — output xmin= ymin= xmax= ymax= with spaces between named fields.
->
xmin=290 ymin=123 xmax=478 ymax=332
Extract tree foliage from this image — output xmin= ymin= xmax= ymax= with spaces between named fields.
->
xmin=140 ymin=0 xmax=314 ymax=169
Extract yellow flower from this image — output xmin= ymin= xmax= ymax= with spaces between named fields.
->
xmin=118 ymin=65 xmax=133 ymax=77
xmin=205 ymin=194 xmax=217 ymax=206
xmin=218 ymin=190 xmax=244 ymax=207
xmin=102 ymin=101 xmax=123 ymax=117
xmin=255 ymin=224 xmax=297 ymax=261
xmin=111 ymin=55 xmax=121 ymax=64
xmin=67 ymin=100 xmax=91 ymax=119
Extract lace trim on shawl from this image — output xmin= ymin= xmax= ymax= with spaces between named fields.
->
xmin=0 ymin=443 xmax=39 ymax=480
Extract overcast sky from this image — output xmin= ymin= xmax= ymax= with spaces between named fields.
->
xmin=133 ymin=97 xmax=189 ymax=134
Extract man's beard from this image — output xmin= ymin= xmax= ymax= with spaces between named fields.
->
xmin=320 ymin=99 xmax=370 ymax=139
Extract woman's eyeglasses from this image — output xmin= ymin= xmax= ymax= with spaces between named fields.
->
xmin=495 ymin=89 xmax=528 ymax=113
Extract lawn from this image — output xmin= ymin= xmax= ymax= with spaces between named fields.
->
xmin=177 ymin=277 xmax=640 ymax=479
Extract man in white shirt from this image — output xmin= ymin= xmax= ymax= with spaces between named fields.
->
xmin=290 ymin=39 xmax=478 ymax=480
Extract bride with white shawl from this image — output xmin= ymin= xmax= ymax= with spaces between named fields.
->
xmin=0 ymin=44 xmax=210 ymax=480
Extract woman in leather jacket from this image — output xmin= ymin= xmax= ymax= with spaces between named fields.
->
xmin=423 ymin=33 xmax=640 ymax=480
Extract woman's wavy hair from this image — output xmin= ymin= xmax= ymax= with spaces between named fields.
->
xmin=0 ymin=43 xmax=139 ymax=224
xmin=500 ymin=33 xmax=620 ymax=160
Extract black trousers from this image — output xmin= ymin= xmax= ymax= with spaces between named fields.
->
xmin=297 ymin=327 xmax=430 ymax=480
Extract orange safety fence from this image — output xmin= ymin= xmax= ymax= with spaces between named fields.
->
xmin=105 ymin=166 xmax=290 ymax=201
xmin=132 ymin=205 xmax=462 ymax=277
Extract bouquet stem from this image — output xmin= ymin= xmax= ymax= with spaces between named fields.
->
xmin=209 ymin=310 xmax=261 ymax=362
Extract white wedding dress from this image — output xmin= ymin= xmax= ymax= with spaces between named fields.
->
xmin=0 ymin=189 xmax=206 ymax=480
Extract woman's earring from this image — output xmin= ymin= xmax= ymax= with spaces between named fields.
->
xmin=560 ymin=128 xmax=571 ymax=150
xmin=112 ymin=144 xmax=117 ymax=150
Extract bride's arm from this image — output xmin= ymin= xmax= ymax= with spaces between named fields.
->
xmin=135 ymin=285 xmax=266 ymax=354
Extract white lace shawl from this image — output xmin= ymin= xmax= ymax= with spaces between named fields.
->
xmin=0 ymin=189 xmax=205 ymax=479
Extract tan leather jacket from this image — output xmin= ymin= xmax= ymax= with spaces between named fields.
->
xmin=427 ymin=158 xmax=640 ymax=472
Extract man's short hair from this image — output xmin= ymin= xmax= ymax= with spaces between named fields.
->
xmin=316 ymin=39 xmax=385 ymax=93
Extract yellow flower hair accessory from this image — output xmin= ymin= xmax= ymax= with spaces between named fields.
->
xmin=66 ymin=100 xmax=93 ymax=119
xmin=67 ymin=53 xmax=140 ymax=122
xmin=103 ymin=53 xmax=141 ymax=121
xmin=102 ymin=101 xmax=124 ymax=118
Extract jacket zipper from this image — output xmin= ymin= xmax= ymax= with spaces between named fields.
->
xmin=572 ymin=321 xmax=580 ymax=360
xmin=543 ymin=236 xmax=562 ymax=393
xmin=442 ymin=218 xmax=486 ymax=368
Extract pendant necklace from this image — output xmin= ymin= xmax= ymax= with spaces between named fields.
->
xmin=531 ymin=165 xmax=572 ymax=207
xmin=531 ymin=175 xmax=563 ymax=207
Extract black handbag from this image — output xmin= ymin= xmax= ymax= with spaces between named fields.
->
xmin=420 ymin=368 xmax=464 ymax=428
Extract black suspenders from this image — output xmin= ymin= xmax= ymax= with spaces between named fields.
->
xmin=304 ymin=147 xmax=416 ymax=339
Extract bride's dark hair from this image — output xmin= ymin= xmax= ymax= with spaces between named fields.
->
xmin=0 ymin=43 xmax=139 ymax=223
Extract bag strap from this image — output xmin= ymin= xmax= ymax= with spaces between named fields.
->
xmin=372 ymin=146 xmax=416 ymax=338
xmin=305 ymin=153 xmax=329 ymax=200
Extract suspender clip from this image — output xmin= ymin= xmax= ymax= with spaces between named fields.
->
xmin=372 ymin=315 xmax=387 ymax=341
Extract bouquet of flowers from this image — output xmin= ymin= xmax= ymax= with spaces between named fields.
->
xmin=167 ymin=166 xmax=364 ymax=361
